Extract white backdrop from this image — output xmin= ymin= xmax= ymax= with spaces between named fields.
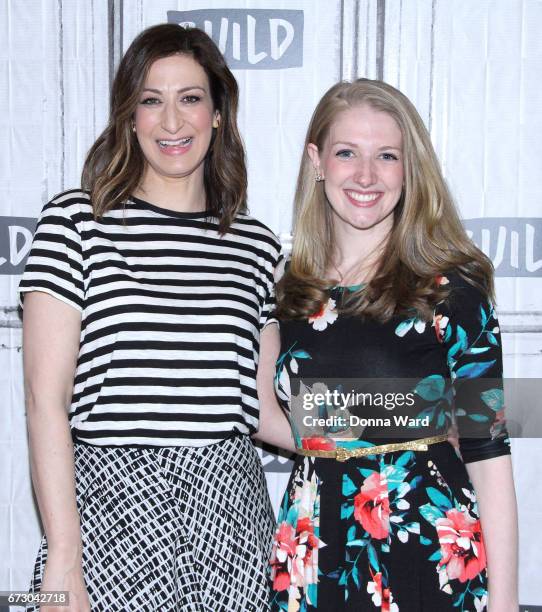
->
xmin=1 ymin=0 xmax=541 ymax=608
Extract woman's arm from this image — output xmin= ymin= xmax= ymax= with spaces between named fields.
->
xmin=23 ymin=291 xmax=90 ymax=612
xmin=466 ymin=455 xmax=518 ymax=611
xmin=437 ymin=277 xmax=518 ymax=610
xmin=254 ymin=323 xmax=297 ymax=453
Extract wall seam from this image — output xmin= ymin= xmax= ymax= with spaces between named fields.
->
xmin=58 ymin=0 xmax=65 ymax=190
xmin=376 ymin=0 xmax=385 ymax=80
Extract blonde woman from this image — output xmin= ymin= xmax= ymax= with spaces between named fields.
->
xmin=265 ymin=79 xmax=518 ymax=611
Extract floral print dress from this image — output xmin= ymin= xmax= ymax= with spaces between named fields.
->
xmin=269 ymin=274 xmax=510 ymax=612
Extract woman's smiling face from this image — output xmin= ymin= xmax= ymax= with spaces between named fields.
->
xmin=134 ymin=53 xmax=219 ymax=187
xmin=308 ymin=104 xmax=404 ymax=238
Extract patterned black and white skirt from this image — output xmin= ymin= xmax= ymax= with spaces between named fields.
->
xmin=30 ymin=435 xmax=275 ymax=611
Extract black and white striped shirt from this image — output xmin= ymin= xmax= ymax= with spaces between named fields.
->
xmin=19 ymin=189 xmax=281 ymax=446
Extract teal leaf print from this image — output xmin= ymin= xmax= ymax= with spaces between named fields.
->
xmin=426 ymin=487 xmax=452 ymax=511
xmin=341 ymin=503 xmax=354 ymax=519
xmin=487 ymin=332 xmax=499 ymax=346
xmin=447 ymin=325 xmax=468 ymax=361
xmin=410 ymin=475 xmax=423 ymax=489
xmin=397 ymin=482 xmax=411 ymax=499
xmin=292 ymin=349 xmax=311 ymax=359
xmin=395 ymin=318 xmax=414 ymax=337
xmin=286 ymin=505 xmax=299 ymax=525
xmin=367 ymin=542 xmax=379 ymax=572
xmin=420 ymin=503 xmax=445 ymax=526
xmin=453 ymin=591 xmax=466 ymax=607
xmin=343 ymin=474 xmax=358 ymax=497
xmin=326 ymin=570 xmax=342 ymax=579
xmin=480 ymin=304 xmax=488 ymax=327
xmin=347 ymin=525 xmax=357 ymax=542
xmin=468 ymin=414 xmax=489 ymax=422
xmin=338 ymin=571 xmax=347 ymax=586
xmin=415 ymin=375 xmax=446 ymax=401
xmin=383 ymin=465 xmax=408 ymax=491
xmin=395 ymin=451 xmax=415 ymax=468
xmin=420 ymin=536 xmax=432 ymax=545
xmin=455 ymin=360 xmax=496 ymax=379
xmin=472 ymin=587 xmax=486 ymax=597
xmin=436 ymin=411 xmax=447 ymax=428
xmin=306 ymin=585 xmax=317 ymax=608
xmin=428 ymin=549 xmax=442 ymax=562
xmin=465 ymin=346 xmax=490 ymax=355
xmin=352 ymin=565 xmax=360 ymax=588
xmin=346 ymin=539 xmax=367 ymax=547
xmin=481 ymin=388 xmax=504 ymax=411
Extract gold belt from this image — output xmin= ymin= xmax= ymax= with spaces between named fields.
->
xmin=298 ymin=434 xmax=449 ymax=462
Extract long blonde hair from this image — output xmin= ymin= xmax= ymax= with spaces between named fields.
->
xmin=276 ymin=79 xmax=494 ymax=322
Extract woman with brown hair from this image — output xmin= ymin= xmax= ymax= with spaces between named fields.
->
xmin=265 ymin=79 xmax=518 ymax=610
xmin=20 ymin=24 xmax=283 ymax=611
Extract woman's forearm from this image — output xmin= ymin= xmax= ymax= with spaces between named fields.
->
xmin=255 ymin=323 xmax=297 ymax=453
xmin=466 ymin=454 xmax=518 ymax=611
xmin=253 ymin=397 xmax=297 ymax=453
xmin=23 ymin=292 xmax=83 ymax=555
xmin=27 ymin=398 xmax=82 ymax=553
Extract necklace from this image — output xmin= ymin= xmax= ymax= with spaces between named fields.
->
xmin=330 ymin=259 xmax=373 ymax=288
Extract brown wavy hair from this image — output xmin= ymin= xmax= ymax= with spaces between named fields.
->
xmin=276 ymin=79 xmax=494 ymax=322
xmin=81 ymin=24 xmax=246 ymax=233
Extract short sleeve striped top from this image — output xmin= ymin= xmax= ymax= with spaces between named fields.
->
xmin=19 ymin=189 xmax=281 ymax=447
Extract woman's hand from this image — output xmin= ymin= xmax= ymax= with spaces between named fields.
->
xmin=40 ymin=547 xmax=90 ymax=612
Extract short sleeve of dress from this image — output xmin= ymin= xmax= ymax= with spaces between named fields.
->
xmin=436 ymin=276 xmax=511 ymax=463
xmin=260 ymin=249 xmax=284 ymax=331
xmin=18 ymin=198 xmax=84 ymax=312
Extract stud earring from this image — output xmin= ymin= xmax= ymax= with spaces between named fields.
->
xmin=131 ymin=122 xmax=136 ymax=133
xmin=315 ymin=171 xmax=323 ymax=182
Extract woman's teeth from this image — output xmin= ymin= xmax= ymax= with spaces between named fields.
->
xmin=346 ymin=191 xmax=379 ymax=203
xmin=158 ymin=137 xmax=193 ymax=148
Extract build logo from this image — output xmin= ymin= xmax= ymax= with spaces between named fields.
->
xmin=167 ymin=9 xmax=304 ymax=69
xmin=464 ymin=218 xmax=542 ymax=276
xmin=0 ymin=217 xmax=36 ymax=275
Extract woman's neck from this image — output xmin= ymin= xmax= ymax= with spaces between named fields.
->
xmin=134 ymin=169 xmax=206 ymax=213
xmin=330 ymin=223 xmax=390 ymax=285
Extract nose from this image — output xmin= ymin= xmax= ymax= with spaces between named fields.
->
xmin=161 ymin=102 xmax=183 ymax=134
xmin=353 ymin=158 xmax=377 ymax=187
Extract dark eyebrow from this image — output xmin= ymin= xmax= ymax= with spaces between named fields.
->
xmin=141 ymin=86 xmax=207 ymax=95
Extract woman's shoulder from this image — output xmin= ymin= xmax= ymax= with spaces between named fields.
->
xmin=42 ymin=188 xmax=93 ymax=218
xmin=232 ymin=212 xmax=282 ymax=252
xmin=436 ymin=270 xmax=495 ymax=321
